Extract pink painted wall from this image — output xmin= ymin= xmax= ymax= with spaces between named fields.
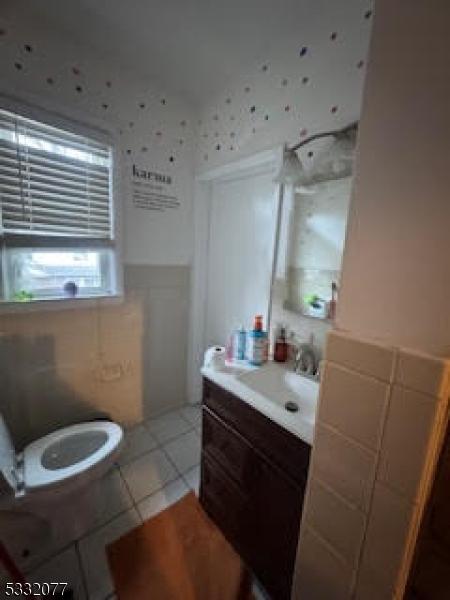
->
xmin=338 ymin=0 xmax=450 ymax=356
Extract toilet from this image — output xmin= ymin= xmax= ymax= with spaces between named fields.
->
xmin=0 ymin=415 xmax=123 ymax=527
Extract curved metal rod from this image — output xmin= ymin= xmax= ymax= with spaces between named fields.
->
xmin=289 ymin=121 xmax=358 ymax=153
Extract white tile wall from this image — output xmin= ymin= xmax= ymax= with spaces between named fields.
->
xmin=395 ymin=348 xmax=450 ymax=397
xmin=293 ymin=526 xmax=355 ymax=600
xmin=357 ymin=482 xmax=414 ymax=594
xmin=326 ymin=330 xmax=395 ymax=382
xmin=304 ymin=478 xmax=366 ymax=569
xmin=312 ymin=424 xmax=377 ymax=512
xmin=318 ymin=363 xmax=389 ymax=451
xmin=294 ymin=330 xmax=450 ymax=600
xmin=378 ymin=386 xmax=439 ymax=500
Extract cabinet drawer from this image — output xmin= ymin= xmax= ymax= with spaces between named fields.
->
xmin=200 ymin=454 xmax=253 ymax=557
xmin=202 ymin=407 xmax=259 ymax=489
xmin=203 ymin=378 xmax=310 ymax=486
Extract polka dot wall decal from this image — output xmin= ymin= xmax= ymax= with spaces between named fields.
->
xmin=261 ymin=64 xmax=268 ymax=72
xmin=216 ymin=144 xmax=221 ymax=150
xmin=284 ymin=105 xmax=290 ymax=112
xmin=180 ymin=120 xmax=187 ymax=127
xmin=357 ymin=60 xmax=365 ymax=69
xmin=14 ymin=62 xmax=23 ymax=70
xmin=225 ymin=98 xmax=231 ymax=104
xmin=301 ymin=76 xmax=309 ymax=85
xmin=213 ymin=114 xmax=219 ymax=121
xmin=281 ymin=78 xmax=288 ymax=86
xmin=364 ymin=9 xmax=373 ymax=19
xmin=300 ymin=128 xmax=308 ymax=137
xmin=331 ymin=105 xmax=338 ymax=113
xmin=106 ymin=81 xmax=112 ymax=88
xmin=72 ymin=67 xmax=81 ymax=76
xmin=169 ymin=156 xmax=175 ymax=163
xmin=299 ymin=46 xmax=308 ymax=57
xmin=179 ymin=139 xmax=184 ymax=145
xmin=330 ymin=32 xmax=337 ymax=41
xmin=75 ymin=85 xmax=82 ymax=93
xmin=250 ymin=105 xmax=256 ymax=113
xmin=264 ymin=115 xmax=269 ymax=121
xmin=307 ymin=150 xmax=314 ymax=158
xmin=129 ymin=121 xmax=134 ymax=127
xmin=141 ymin=146 xmax=148 ymax=152
xmin=156 ymin=131 xmax=162 ymax=137
xmin=244 ymin=86 xmax=251 ymax=93
xmin=139 ymin=102 xmax=145 ymax=109
xmin=126 ymin=149 xmax=131 ymax=155
xmin=230 ymin=132 xmax=235 ymax=138
xmin=252 ymin=127 xmax=256 ymax=134
xmin=161 ymin=98 xmax=166 ymax=105
xmin=230 ymin=145 xmax=234 ymax=151
xmin=102 ymin=103 xmax=108 ymax=109
xmin=24 ymin=44 xmax=33 ymax=52
xmin=230 ymin=115 xmax=235 ymax=121
xmin=46 ymin=77 xmax=54 ymax=85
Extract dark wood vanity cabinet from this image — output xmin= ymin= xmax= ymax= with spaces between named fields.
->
xmin=199 ymin=377 xmax=311 ymax=600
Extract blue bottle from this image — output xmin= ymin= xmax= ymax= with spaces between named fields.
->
xmin=236 ymin=325 xmax=247 ymax=360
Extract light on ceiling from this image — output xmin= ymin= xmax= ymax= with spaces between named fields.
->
xmin=273 ymin=148 xmax=304 ymax=185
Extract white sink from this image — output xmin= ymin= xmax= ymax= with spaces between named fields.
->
xmin=237 ymin=362 xmax=318 ymax=424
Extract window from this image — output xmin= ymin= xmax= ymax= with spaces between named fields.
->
xmin=0 ymin=105 xmax=120 ymax=303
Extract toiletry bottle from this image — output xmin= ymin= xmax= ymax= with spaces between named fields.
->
xmin=235 ymin=325 xmax=246 ymax=361
xmin=247 ymin=315 xmax=267 ymax=366
xmin=328 ymin=281 xmax=338 ymax=320
xmin=274 ymin=326 xmax=288 ymax=363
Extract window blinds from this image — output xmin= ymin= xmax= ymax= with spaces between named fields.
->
xmin=0 ymin=108 xmax=113 ymax=241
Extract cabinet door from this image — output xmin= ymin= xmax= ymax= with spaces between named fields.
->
xmin=250 ymin=457 xmax=305 ymax=600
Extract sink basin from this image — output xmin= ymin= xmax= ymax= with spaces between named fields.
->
xmin=237 ymin=363 xmax=318 ymax=423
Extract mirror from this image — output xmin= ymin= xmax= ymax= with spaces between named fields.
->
xmin=283 ymin=176 xmax=352 ymax=319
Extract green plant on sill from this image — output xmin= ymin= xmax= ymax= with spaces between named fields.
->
xmin=13 ymin=290 xmax=34 ymax=302
xmin=303 ymin=293 xmax=322 ymax=308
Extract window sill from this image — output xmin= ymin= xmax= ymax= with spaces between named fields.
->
xmin=0 ymin=293 xmax=124 ymax=315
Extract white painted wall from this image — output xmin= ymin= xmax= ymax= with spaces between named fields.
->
xmin=0 ymin=7 xmax=196 ymax=266
xmin=337 ymin=0 xmax=450 ymax=357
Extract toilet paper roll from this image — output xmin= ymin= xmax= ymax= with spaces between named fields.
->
xmin=203 ymin=346 xmax=226 ymax=370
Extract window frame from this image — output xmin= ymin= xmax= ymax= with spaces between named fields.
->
xmin=0 ymin=94 xmax=123 ymax=313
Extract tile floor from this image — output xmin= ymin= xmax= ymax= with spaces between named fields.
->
xmin=5 ymin=404 xmax=202 ymax=600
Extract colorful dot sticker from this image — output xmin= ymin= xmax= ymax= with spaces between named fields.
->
xmin=364 ymin=9 xmax=373 ymax=19
xmin=24 ymin=44 xmax=33 ymax=53
xmin=301 ymin=76 xmax=309 ymax=85
xmin=75 ymin=85 xmax=82 ymax=93
xmin=261 ymin=64 xmax=268 ymax=72
xmin=330 ymin=32 xmax=337 ymax=41
xmin=161 ymin=98 xmax=166 ymax=105
xmin=139 ymin=102 xmax=145 ymax=109
xmin=307 ymin=150 xmax=314 ymax=158
xmin=284 ymin=105 xmax=290 ymax=112
xmin=250 ymin=105 xmax=256 ymax=113
xmin=299 ymin=46 xmax=308 ymax=57
xmin=331 ymin=105 xmax=338 ymax=113
xmin=102 ymin=103 xmax=108 ymax=109
xmin=14 ymin=62 xmax=23 ymax=70
xmin=169 ymin=156 xmax=175 ymax=162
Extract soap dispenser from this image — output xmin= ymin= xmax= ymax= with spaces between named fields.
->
xmin=247 ymin=315 xmax=268 ymax=366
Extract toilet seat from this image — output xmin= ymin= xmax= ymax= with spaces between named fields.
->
xmin=23 ymin=421 xmax=122 ymax=491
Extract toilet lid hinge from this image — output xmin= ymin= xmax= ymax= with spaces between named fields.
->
xmin=11 ymin=452 xmax=25 ymax=497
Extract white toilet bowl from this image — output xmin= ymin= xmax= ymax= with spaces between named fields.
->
xmin=0 ymin=416 xmax=123 ymax=521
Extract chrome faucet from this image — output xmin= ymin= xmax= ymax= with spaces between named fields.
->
xmin=293 ymin=343 xmax=317 ymax=377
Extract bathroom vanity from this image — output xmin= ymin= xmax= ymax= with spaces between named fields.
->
xmin=199 ymin=363 xmax=318 ymax=600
